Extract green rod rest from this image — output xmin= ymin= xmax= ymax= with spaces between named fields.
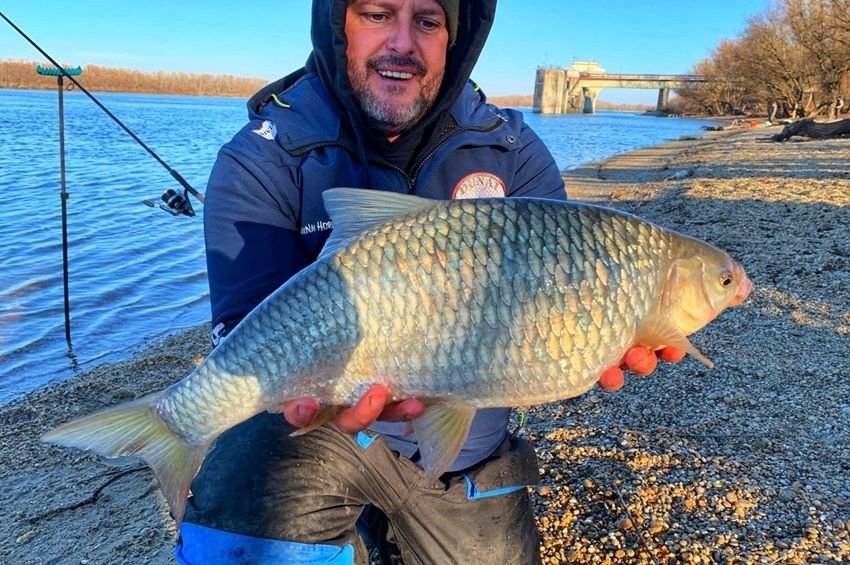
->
xmin=36 ymin=64 xmax=83 ymax=76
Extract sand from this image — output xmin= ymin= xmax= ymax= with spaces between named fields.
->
xmin=1 ymin=124 xmax=848 ymax=564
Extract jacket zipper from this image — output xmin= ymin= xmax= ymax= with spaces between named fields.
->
xmin=287 ymin=116 xmax=506 ymax=194
xmin=408 ymin=117 xmax=505 ymax=193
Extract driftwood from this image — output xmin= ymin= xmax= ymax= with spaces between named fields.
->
xmin=771 ymin=118 xmax=850 ymax=141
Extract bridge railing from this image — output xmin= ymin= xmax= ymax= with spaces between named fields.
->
xmin=578 ymin=73 xmax=710 ymax=82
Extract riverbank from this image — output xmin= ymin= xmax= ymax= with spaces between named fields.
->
xmin=1 ymin=125 xmax=848 ymax=564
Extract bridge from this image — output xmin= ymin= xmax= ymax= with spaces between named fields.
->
xmin=533 ymin=61 xmax=709 ymax=114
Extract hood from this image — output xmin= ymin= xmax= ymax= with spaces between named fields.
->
xmin=308 ymin=0 xmax=498 ymax=144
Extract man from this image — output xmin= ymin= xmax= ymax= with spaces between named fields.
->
xmin=178 ymin=1 xmax=681 ymax=563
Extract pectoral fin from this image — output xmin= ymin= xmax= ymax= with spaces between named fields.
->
xmin=287 ymin=406 xmax=340 ymax=437
xmin=635 ymin=314 xmax=714 ymax=368
xmin=411 ymin=399 xmax=476 ymax=485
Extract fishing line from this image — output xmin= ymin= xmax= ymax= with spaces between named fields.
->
xmin=0 ymin=10 xmax=204 ymax=216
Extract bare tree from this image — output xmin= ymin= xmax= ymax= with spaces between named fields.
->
xmin=739 ymin=10 xmax=811 ymax=118
xmin=783 ymin=0 xmax=850 ymax=117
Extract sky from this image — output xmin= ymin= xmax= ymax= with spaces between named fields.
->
xmin=0 ymin=1 xmax=769 ymax=104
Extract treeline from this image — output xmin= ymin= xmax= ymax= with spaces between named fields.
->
xmin=673 ymin=0 xmax=850 ymax=118
xmin=596 ymin=101 xmax=653 ymax=112
xmin=0 ymin=59 xmax=268 ymax=97
xmin=488 ymin=95 xmax=534 ymax=108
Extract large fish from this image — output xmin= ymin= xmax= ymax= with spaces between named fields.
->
xmin=44 ymin=188 xmax=752 ymax=522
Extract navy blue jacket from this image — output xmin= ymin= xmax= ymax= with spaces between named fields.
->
xmin=204 ymin=71 xmax=566 ymax=470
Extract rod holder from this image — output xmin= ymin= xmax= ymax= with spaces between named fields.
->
xmin=37 ymin=63 xmax=84 ymax=344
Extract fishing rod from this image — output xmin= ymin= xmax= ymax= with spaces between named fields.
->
xmin=0 ymin=10 xmax=204 ymax=216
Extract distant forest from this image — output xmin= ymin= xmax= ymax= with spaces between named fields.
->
xmin=460 ymin=95 xmax=651 ymax=112
xmin=0 ymin=59 xmax=267 ymax=98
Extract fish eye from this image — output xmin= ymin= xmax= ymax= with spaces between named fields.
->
xmin=720 ymin=271 xmax=734 ymax=287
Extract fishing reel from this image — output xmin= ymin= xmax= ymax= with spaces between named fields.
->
xmin=143 ymin=188 xmax=196 ymax=217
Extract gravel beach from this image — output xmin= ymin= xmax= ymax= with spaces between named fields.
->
xmin=1 ymin=124 xmax=848 ymax=564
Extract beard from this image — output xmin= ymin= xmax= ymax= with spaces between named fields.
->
xmin=347 ymin=55 xmax=443 ymax=137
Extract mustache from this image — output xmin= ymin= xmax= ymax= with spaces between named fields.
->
xmin=366 ymin=55 xmax=427 ymax=76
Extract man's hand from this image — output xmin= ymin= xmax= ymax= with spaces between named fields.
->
xmin=597 ymin=346 xmax=686 ymax=392
xmin=282 ymin=346 xmax=684 ymax=430
xmin=282 ymin=385 xmax=426 ymax=433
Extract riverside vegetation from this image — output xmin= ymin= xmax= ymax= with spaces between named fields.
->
xmin=673 ymin=0 xmax=850 ymax=120
xmin=0 ymin=59 xmax=267 ymax=98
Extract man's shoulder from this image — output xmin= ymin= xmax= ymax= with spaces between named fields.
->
xmin=249 ymin=71 xmax=333 ymax=117
xmin=227 ymin=72 xmax=344 ymax=156
xmin=452 ymin=81 xmax=526 ymax=133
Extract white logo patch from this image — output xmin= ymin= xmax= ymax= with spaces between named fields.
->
xmin=300 ymin=219 xmax=334 ymax=235
xmin=252 ymin=120 xmax=277 ymax=141
xmin=451 ymin=172 xmax=507 ymax=200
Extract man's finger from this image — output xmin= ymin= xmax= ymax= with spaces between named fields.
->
xmin=282 ymin=398 xmax=320 ymax=428
xmin=379 ymin=398 xmax=426 ymax=422
xmin=657 ymin=346 xmax=686 ymax=363
xmin=334 ymin=384 xmax=389 ymax=433
xmin=622 ymin=346 xmax=657 ymax=376
xmin=598 ymin=367 xmax=625 ymax=391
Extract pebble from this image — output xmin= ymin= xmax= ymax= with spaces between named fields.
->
xmin=616 ymin=516 xmax=634 ymax=532
xmin=15 ymin=530 xmax=35 ymax=544
xmin=779 ymin=488 xmax=797 ymax=502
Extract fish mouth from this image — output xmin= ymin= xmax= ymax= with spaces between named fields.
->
xmin=729 ymin=272 xmax=753 ymax=307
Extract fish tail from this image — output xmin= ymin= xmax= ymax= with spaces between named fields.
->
xmin=42 ymin=394 xmax=209 ymax=523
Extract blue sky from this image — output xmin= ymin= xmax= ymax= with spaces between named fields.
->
xmin=1 ymin=1 xmax=768 ymax=104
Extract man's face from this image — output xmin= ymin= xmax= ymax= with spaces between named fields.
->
xmin=345 ymin=0 xmax=449 ymax=138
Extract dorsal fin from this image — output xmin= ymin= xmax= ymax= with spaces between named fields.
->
xmin=318 ymin=188 xmax=439 ymax=260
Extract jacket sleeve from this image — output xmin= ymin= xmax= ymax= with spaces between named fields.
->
xmin=204 ymin=141 xmax=309 ymax=340
xmin=506 ymin=122 xmax=567 ymax=201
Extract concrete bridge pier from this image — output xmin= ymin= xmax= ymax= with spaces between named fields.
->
xmin=582 ymin=87 xmax=599 ymax=113
xmin=657 ymin=88 xmax=669 ymax=111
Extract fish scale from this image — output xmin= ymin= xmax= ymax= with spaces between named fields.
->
xmin=43 ymin=188 xmax=752 ymax=522
xmin=198 ymin=198 xmax=667 ymax=409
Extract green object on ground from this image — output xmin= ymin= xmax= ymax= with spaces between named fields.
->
xmin=36 ymin=64 xmax=82 ymax=76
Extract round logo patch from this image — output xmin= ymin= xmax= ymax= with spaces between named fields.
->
xmin=451 ymin=172 xmax=506 ymax=200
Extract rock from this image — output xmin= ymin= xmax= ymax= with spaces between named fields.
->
xmin=665 ymin=169 xmax=691 ymax=181
xmin=616 ymin=516 xmax=634 ymax=532
xmin=779 ymin=488 xmax=797 ymax=502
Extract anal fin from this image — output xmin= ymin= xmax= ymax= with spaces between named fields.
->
xmin=410 ymin=398 xmax=476 ymax=485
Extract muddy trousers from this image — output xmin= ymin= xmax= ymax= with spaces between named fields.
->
xmin=176 ymin=412 xmax=542 ymax=564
